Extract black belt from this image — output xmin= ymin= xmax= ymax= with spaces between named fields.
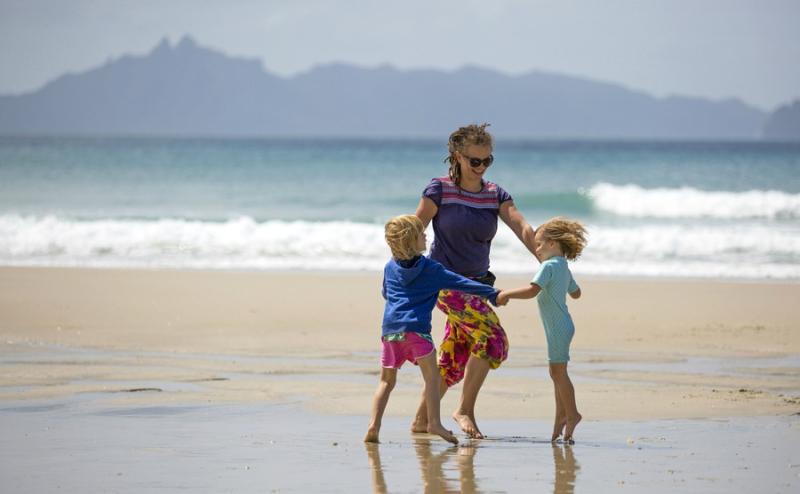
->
xmin=471 ymin=270 xmax=496 ymax=287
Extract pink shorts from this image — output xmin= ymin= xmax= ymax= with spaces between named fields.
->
xmin=381 ymin=332 xmax=436 ymax=369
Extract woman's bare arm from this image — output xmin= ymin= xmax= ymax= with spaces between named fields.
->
xmin=415 ymin=197 xmax=438 ymax=228
xmin=499 ymin=201 xmax=537 ymax=256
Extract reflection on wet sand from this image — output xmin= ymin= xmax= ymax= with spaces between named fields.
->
xmin=364 ymin=443 xmax=389 ymax=494
xmin=414 ymin=439 xmax=477 ymax=494
xmin=364 ymin=438 xmax=476 ymax=493
xmin=365 ymin=436 xmax=581 ymax=494
xmin=553 ymin=444 xmax=580 ymax=494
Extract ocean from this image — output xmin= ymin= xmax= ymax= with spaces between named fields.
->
xmin=1 ymin=137 xmax=799 ymax=279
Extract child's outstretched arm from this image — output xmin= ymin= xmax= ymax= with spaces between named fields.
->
xmin=497 ymin=283 xmax=541 ymax=305
xmin=431 ymin=263 xmax=501 ymax=305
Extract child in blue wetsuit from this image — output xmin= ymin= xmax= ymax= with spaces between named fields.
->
xmin=365 ymin=214 xmax=506 ymax=444
xmin=497 ymin=217 xmax=587 ymax=444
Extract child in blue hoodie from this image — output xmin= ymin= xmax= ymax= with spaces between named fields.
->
xmin=365 ymin=214 xmax=504 ymax=444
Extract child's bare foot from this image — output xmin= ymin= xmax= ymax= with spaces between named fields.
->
xmin=453 ymin=411 xmax=484 ymax=439
xmin=410 ymin=417 xmax=428 ymax=434
xmin=551 ymin=416 xmax=567 ymax=442
xmin=563 ymin=413 xmax=582 ymax=442
xmin=427 ymin=423 xmax=459 ymax=444
xmin=364 ymin=427 xmax=380 ymax=443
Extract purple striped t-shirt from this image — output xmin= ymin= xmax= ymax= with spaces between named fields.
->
xmin=422 ymin=176 xmax=513 ymax=278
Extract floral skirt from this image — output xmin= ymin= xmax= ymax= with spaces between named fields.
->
xmin=436 ymin=289 xmax=509 ymax=387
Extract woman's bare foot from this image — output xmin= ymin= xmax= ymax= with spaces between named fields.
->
xmin=410 ymin=417 xmax=428 ymax=434
xmin=453 ymin=411 xmax=484 ymax=439
xmin=551 ymin=415 xmax=567 ymax=442
xmin=427 ymin=423 xmax=459 ymax=444
xmin=364 ymin=427 xmax=380 ymax=443
xmin=563 ymin=413 xmax=582 ymax=443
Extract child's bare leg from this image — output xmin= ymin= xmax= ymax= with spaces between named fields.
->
xmin=417 ymin=352 xmax=458 ymax=444
xmin=453 ymin=355 xmax=490 ymax=439
xmin=549 ymin=363 xmax=581 ymax=442
xmin=411 ymin=373 xmax=448 ymax=433
xmin=549 ymin=365 xmax=567 ymax=441
xmin=365 ymin=367 xmax=397 ymax=443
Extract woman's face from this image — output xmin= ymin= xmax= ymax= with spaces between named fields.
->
xmin=457 ymin=144 xmax=493 ymax=182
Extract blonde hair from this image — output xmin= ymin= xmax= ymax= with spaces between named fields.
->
xmin=444 ymin=123 xmax=494 ymax=185
xmin=538 ymin=217 xmax=588 ymax=261
xmin=385 ymin=214 xmax=425 ymax=260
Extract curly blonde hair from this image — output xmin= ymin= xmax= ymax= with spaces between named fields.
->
xmin=385 ymin=214 xmax=425 ymax=260
xmin=538 ymin=217 xmax=588 ymax=261
xmin=444 ymin=123 xmax=494 ymax=185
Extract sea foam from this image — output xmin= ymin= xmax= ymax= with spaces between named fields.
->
xmin=2 ymin=214 xmax=799 ymax=279
xmin=586 ymin=183 xmax=800 ymax=219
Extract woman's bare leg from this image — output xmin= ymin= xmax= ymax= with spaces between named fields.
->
xmin=453 ymin=356 xmax=490 ymax=439
xmin=365 ymin=367 xmax=397 ymax=443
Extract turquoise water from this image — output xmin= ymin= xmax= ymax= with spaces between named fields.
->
xmin=1 ymin=137 xmax=799 ymax=278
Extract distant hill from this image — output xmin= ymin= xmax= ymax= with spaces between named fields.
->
xmin=0 ymin=36 xmax=770 ymax=139
xmin=762 ymin=100 xmax=800 ymax=141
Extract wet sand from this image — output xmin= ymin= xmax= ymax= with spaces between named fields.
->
xmin=1 ymin=267 xmax=799 ymax=491
xmin=1 ymin=397 xmax=798 ymax=493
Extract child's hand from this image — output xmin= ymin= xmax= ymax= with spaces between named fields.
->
xmin=496 ymin=290 xmax=509 ymax=306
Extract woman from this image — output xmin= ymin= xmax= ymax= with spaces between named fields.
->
xmin=411 ymin=123 xmax=537 ymax=438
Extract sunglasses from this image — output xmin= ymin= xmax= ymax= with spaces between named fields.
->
xmin=462 ymin=153 xmax=494 ymax=168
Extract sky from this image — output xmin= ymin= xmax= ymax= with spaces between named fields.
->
xmin=1 ymin=0 xmax=798 ymax=111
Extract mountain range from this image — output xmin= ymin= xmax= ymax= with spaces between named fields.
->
xmin=0 ymin=36 xmax=796 ymax=140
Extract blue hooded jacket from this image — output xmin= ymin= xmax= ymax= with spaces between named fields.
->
xmin=381 ymin=255 xmax=499 ymax=338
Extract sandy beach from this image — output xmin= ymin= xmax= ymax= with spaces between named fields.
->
xmin=1 ymin=267 xmax=798 ymax=418
xmin=1 ymin=267 xmax=799 ymax=492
